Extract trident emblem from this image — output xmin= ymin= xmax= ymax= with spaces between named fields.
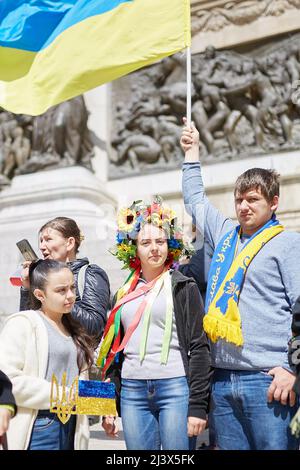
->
xmin=50 ymin=373 xmax=78 ymax=424
xmin=50 ymin=372 xmax=117 ymax=424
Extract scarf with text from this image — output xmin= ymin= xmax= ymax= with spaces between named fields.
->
xmin=204 ymin=217 xmax=284 ymax=346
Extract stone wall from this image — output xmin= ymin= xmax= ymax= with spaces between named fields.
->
xmin=191 ymin=0 xmax=300 ymax=52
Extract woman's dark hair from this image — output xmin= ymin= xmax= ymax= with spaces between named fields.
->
xmin=29 ymin=259 xmax=95 ymax=371
xmin=39 ymin=217 xmax=82 ymax=254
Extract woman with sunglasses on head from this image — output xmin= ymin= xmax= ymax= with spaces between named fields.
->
xmin=20 ymin=217 xmax=110 ymax=342
xmin=100 ymin=197 xmax=212 ymax=450
xmin=0 ymin=259 xmax=95 ymax=450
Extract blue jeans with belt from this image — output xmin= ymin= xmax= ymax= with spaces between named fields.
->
xmin=120 ymin=376 xmax=197 ymax=450
xmin=27 ymin=410 xmax=76 ymax=450
xmin=211 ymin=369 xmax=299 ymax=450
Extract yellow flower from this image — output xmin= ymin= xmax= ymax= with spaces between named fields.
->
xmin=150 ymin=212 xmax=162 ymax=226
xmin=117 ymin=208 xmax=136 ymax=232
xmin=118 ymin=243 xmax=131 ymax=253
xmin=163 ymin=207 xmax=176 ymax=222
xmin=171 ymin=249 xmax=181 ymax=259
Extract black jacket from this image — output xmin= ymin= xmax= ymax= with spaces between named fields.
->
xmin=292 ymin=296 xmax=300 ymax=336
xmin=0 ymin=370 xmax=16 ymax=414
xmin=291 ymin=297 xmax=300 ymax=395
xmin=106 ymin=270 xmax=212 ymax=420
xmin=179 ymin=248 xmax=207 ymax=301
xmin=20 ymin=257 xmax=110 ymax=341
xmin=178 ymin=241 xmax=214 ymax=303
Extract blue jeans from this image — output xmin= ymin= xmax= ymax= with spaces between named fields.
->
xmin=211 ymin=369 xmax=299 ymax=450
xmin=120 ymin=377 xmax=196 ymax=450
xmin=28 ymin=411 xmax=76 ymax=450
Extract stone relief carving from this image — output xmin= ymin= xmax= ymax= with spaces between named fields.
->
xmin=109 ymin=33 xmax=300 ymax=178
xmin=191 ymin=0 xmax=300 ymax=34
xmin=109 ymin=55 xmax=188 ymax=177
xmin=0 ymin=96 xmax=94 ymax=188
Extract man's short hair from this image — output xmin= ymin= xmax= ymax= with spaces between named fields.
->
xmin=234 ymin=168 xmax=280 ymax=202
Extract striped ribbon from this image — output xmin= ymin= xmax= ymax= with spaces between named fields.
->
xmin=98 ymin=267 xmax=174 ymax=376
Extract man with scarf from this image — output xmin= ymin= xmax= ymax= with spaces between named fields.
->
xmin=180 ymin=118 xmax=300 ymax=450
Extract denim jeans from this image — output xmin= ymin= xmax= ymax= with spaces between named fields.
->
xmin=210 ymin=369 xmax=299 ymax=450
xmin=28 ymin=410 xmax=76 ymax=450
xmin=120 ymin=376 xmax=196 ymax=450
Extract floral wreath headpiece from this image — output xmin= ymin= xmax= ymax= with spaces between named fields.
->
xmin=112 ymin=196 xmax=194 ymax=270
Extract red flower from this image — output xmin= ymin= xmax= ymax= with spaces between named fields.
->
xmin=129 ymin=257 xmax=141 ymax=269
xmin=127 ymin=215 xmax=134 ymax=224
xmin=166 ymin=253 xmax=174 ymax=264
xmin=151 ymin=203 xmax=160 ymax=213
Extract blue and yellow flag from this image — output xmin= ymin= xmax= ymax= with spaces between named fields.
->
xmin=0 ymin=0 xmax=191 ymax=115
xmin=76 ymin=379 xmax=117 ymax=416
xmin=50 ymin=373 xmax=117 ymax=423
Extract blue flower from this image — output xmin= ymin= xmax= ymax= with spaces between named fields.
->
xmin=134 ymin=222 xmax=141 ymax=233
xmin=128 ymin=229 xmax=139 ymax=240
xmin=116 ymin=232 xmax=126 ymax=243
xmin=168 ymin=239 xmax=181 ymax=249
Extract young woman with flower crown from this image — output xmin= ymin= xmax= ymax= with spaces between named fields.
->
xmin=100 ymin=197 xmax=212 ymax=450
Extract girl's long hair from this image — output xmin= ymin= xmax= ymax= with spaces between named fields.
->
xmin=29 ymin=259 xmax=95 ymax=371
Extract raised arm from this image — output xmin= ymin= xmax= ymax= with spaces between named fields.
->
xmin=180 ymin=119 xmax=234 ymax=250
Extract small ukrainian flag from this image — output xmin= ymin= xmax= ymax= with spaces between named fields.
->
xmin=76 ymin=380 xmax=117 ymax=416
xmin=50 ymin=374 xmax=117 ymax=423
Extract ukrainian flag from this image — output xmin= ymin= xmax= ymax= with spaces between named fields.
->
xmin=76 ymin=380 xmax=117 ymax=416
xmin=0 ymin=0 xmax=191 ymax=115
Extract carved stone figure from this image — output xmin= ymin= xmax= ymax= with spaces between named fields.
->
xmin=0 ymin=95 xmax=94 ymax=186
xmin=156 ymin=116 xmax=183 ymax=162
xmin=192 ymin=98 xmax=231 ymax=156
xmin=160 ymin=82 xmax=194 ymax=117
xmin=113 ymin=134 xmax=161 ymax=171
xmin=7 ymin=127 xmax=31 ymax=175
xmin=53 ymin=96 xmax=94 ymax=168
xmin=0 ymin=112 xmax=30 ymax=182
xmin=287 ymin=45 xmax=300 ymax=83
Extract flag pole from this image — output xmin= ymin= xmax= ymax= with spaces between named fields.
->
xmin=186 ymin=46 xmax=192 ymax=126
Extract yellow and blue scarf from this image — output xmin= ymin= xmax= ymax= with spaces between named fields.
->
xmin=204 ymin=217 xmax=284 ymax=346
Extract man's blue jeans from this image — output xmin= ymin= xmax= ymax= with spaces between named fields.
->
xmin=28 ymin=411 xmax=76 ymax=450
xmin=120 ymin=377 xmax=197 ymax=450
xmin=210 ymin=369 xmax=299 ymax=450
